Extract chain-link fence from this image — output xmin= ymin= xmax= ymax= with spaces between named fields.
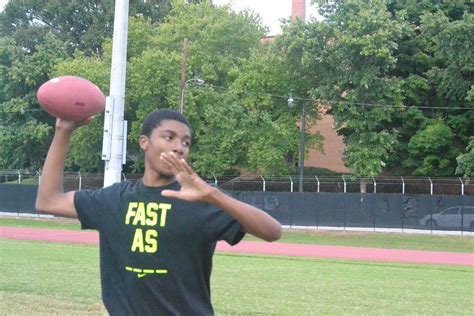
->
xmin=0 ymin=170 xmax=472 ymax=195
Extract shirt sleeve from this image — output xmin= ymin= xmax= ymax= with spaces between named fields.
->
xmin=74 ymin=188 xmax=107 ymax=230
xmin=206 ymin=208 xmax=246 ymax=246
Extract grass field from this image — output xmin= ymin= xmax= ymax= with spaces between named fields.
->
xmin=1 ymin=218 xmax=474 ymax=314
xmin=1 ymin=238 xmax=473 ymax=315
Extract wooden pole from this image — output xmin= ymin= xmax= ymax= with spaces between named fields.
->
xmin=179 ymin=38 xmax=189 ymax=113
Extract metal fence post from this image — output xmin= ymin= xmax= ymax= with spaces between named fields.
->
xmin=78 ymin=172 xmax=82 ymax=190
xmin=400 ymin=176 xmax=405 ymax=232
xmin=261 ymin=176 xmax=265 ymax=192
xmin=372 ymin=177 xmax=377 ymax=194
xmin=459 ymin=177 xmax=464 ymax=196
xmin=17 ymin=170 xmax=21 ymax=184
xmin=429 ymin=177 xmax=433 ymax=195
xmin=315 ymin=176 xmax=320 ymax=193
xmin=289 ymin=176 xmax=293 ymax=193
xmin=37 ymin=171 xmax=41 ymax=185
xmin=342 ymin=175 xmax=346 ymax=193
xmin=214 ymin=175 xmax=218 ymax=187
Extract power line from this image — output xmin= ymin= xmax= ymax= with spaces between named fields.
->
xmin=314 ymin=99 xmax=472 ymax=110
xmin=206 ymin=84 xmax=474 ymax=110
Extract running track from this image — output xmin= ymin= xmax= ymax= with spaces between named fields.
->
xmin=1 ymin=226 xmax=473 ymax=267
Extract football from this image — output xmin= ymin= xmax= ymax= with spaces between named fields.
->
xmin=36 ymin=76 xmax=106 ymax=121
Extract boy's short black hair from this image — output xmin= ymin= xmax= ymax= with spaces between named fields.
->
xmin=140 ymin=109 xmax=191 ymax=137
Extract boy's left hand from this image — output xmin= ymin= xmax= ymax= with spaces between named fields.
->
xmin=160 ymin=152 xmax=214 ymax=202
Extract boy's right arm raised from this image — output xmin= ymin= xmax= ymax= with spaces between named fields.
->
xmin=35 ymin=118 xmax=92 ymax=218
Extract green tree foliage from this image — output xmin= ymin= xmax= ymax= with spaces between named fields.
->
xmin=0 ymin=0 xmax=173 ymax=55
xmin=0 ymin=34 xmax=67 ymax=170
xmin=0 ymin=0 xmax=173 ymax=171
xmin=456 ymin=137 xmax=474 ymax=178
xmin=281 ymin=0 xmax=473 ymax=176
xmin=53 ymin=1 xmax=305 ymax=176
xmin=388 ymin=1 xmax=474 ymax=176
xmin=404 ymin=121 xmax=459 ymax=176
xmin=232 ymin=24 xmax=324 ymax=174
xmin=292 ymin=0 xmax=405 ymax=176
xmin=2 ymin=0 xmax=472 ymax=177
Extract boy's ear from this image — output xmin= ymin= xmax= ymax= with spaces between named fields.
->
xmin=139 ymin=135 xmax=148 ymax=151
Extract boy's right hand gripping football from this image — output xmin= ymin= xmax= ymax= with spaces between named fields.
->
xmin=55 ymin=116 xmax=94 ymax=132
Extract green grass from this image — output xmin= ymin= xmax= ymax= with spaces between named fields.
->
xmin=1 ymin=239 xmax=473 ymax=315
xmin=213 ymin=255 xmax=474 ymax=315
xmin=0 ymin=217 xmax=82 ymax=230
xmin=2 ymin=217 xmax=473 ymax=253
xmin=0 ymin=239 xmax=104 ymax=315
xmin=246 ymin=229 xmax=474 ymax=253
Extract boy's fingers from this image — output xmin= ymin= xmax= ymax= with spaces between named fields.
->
xmin=161 ymin=153 xmax=190 ymax=175
xmin=178 ymin=158 xmax=194 ymax=175
xmin=184 ymin=164 xmax=194 ymax=175
xmin=160 ymin=153 xmax=179 ymax=172
xmin=161 ymin=189 xmax=179 ymax=198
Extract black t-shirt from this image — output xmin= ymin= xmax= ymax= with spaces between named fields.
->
xmin=74 ymin=180 xmax=245 ymax=315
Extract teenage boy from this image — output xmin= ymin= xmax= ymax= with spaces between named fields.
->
xmin=36 ymin=109 xmax=282 ymax=315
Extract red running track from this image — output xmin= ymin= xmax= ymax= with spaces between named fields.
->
xmin=1 ymin=226 xmax=473 ymax=267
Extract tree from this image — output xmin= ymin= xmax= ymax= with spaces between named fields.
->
xmin=0 ymin=34 xmax=67 ymax=170
xmin=404 ymin=121 xmax=459 ymax=176
xmin=125 ymin=1 xmax=272 ymax=175
xmin=280 ymin=0 xmax=473 ymax=176
xmin=0 ymin=0 xmax=173 ymax=171
xmin=387 ymin=1 xmax=474 ymax=176
xmin=301 ymin=0 xmax=405 ymax=176
xmin=456 ymin=137 xmax=474 ymax=178
xmin=0 ymin=0 xmax=173 ymax=55
xmin=52 ymin=1 xmax=305 ymax=176
xmin=232 ymin=22 xmax=324 ymax=174
xmin=3 ymin=0 xmax=472 ymax=177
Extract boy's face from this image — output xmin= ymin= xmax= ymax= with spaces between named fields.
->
xmin=139 ymin=119 xmax=192 ymax=177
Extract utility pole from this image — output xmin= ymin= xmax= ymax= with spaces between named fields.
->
xmin=102 ymin=0 xmax=129 ymax=187
xmin=178 ymin=38 xmax=189 ymax=114
xmin=288 ymin=94 xmax=306 ymax=192
xmin=299 ymin=103 xmax=306 ymax=192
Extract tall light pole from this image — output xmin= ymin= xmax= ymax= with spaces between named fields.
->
xmin=102 ymin=0 xmax=129 ymax=187
xmin=288 ymin=94 xmax=306 ymax=192
xmin=179 ymin=78 xmax=205 ymax=114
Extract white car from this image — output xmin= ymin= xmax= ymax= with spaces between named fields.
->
xmin=419 ymin=206 xmax=474 ymax=230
